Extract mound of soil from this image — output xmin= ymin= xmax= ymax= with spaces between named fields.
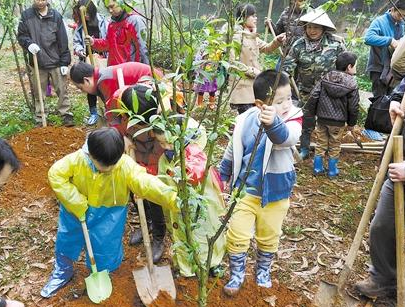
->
xmin=1 ymin=126 xmax=313 ymax=307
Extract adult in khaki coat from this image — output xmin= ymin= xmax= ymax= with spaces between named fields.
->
xmin=229 ymin=3 xmax=285 ymax=114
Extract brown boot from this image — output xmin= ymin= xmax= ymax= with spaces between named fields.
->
xmin=208 ymin=95 xmax=216 ymax=110
xmin=355 ymin=277 xmax=395 ymax=298
xmin=197 ymin=94 xmax=204 ymax=106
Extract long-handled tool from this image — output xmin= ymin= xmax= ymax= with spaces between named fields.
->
xmin=81 ymin=220 xmax=113 ymax=303
xmin=32 ymin=53 xmax=46 ymax=127
xmin=133 ymin=199 xmax=176 ymax=306
xmin=315 ymin=95 xmax=405 ymax=307
xmin=394 ymin=136 xmax=405 ymax=307
xmin=80 ymin=5 xmax=95 ymax=66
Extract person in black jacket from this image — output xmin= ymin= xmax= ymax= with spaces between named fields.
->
xmin=17 ymin=0 xmax=73 ymax=126
xmin=306 ymin=51 xmax=359 ymax=178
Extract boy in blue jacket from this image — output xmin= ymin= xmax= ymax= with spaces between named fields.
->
xmin=219 ymin=70 xmax=303 ymax=296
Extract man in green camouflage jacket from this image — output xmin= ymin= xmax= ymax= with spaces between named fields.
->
xmin=283 ymin=8 xmax=346 ymax=160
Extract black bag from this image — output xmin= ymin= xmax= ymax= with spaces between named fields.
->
xmin=364 ymin=95 xmax=393 ymax=134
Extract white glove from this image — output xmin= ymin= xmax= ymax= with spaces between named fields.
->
xmin=28 ymin=43 xmax=40 ymax=54
xmin=60 ymin=66 xmax=69 ymax=76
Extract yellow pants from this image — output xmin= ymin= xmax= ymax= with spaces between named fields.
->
xmin=226 ymin=194 xmax=290 ymax=254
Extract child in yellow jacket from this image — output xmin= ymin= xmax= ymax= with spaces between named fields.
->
xmin=41 ymin=127 xmax=177 ymax=298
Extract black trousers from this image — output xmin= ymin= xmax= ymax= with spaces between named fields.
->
xmin=369 ymin=179 xmax=401 ymax=286
xmin=139 ymin=199 xmax=166 ymax=241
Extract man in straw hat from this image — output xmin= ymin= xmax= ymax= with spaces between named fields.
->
xmin=364 ymin=0 xmax=405 ymax=97
xmin=283 ymin=7 xmax=345 ymax=160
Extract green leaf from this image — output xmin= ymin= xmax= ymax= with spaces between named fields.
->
xmin=131 ymin=90 xmax=139 ymax=114
xmin=132 ymin=126 xmax=153 ymax=139
xmin=145 ymin=88 xmax=153 ymax=101
xmin=217 ymin=72 xmax=225 ymax=88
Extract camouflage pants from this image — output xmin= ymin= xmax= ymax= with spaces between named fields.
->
xmin=315 ymin=124 xmax=345 ymax=158
xmin=300 ymin=92 xmax=316 ymax=152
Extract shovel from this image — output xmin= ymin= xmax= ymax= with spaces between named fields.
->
xmin=133 ymin=199 xmax=176 ymax=306
xmin=32 ymin=53 xmax=47 ymax=127
xmin=315 ymin=96 xmax=405 ymax=307
xmin=81 ymin=220 xmax=113 ymax=303
xmin=393 ymin=136 xmax=405 ymax=307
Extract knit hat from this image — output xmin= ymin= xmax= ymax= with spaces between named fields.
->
xmin=298 ymin=7 xmax=336 ymax=32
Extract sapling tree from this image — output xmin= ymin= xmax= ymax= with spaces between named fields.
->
xmin=115 ymin=1 xmax=354 ymax=306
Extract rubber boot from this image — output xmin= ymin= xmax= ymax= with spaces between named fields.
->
xmin=40 ymin=254 xmax=74 ymax=298
xmin=313 ymin=155 xmax=325 ymax=176
xmin=328 ymin=158 xmax=339 ymax=178
xmin=223 ymin=252 xmax=247 ymax=296
xmin=151 ymin=238 xmax=165 ymax=263
xmin=87 ymin=107 xmax=99 ymax=126
xmin=256 ymin=250 xmax=274 ymax=288
xmin=197 ymin=94 xmax=204 ymax=107
xmin=208 ymin=95 xmax=216 ymax=110
xmin=299 ymin=148 xmax=309 ymax=160
xmin=299 ymin=128 xmax=311 ymax=160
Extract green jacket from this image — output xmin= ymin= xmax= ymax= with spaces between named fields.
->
xmin=284 ymin=33 xmax=346 ymax=94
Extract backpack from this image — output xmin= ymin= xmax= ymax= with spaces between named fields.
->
xmin=364 ymin=95 xmax=393 ymax=134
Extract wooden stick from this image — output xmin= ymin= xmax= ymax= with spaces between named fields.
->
xmin=32 ymin=53 xmax=46 ymax=127
xmin=117 ymin=68 xmax=125 ymax=89
xmin=80 ymin=6 xmax=95 ymax=66
xmin=264 ymin=0 xmax=274 ymax=42
xmin=394 ymin=136 xmax=405 ymax=307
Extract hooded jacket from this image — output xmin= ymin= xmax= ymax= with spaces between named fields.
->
xmin=220 ymin=106 xmax=303 ymax=205
xmin=17 ymin=4 xmax=71 ymax=69
xmin=306 ymin=70 xmax=359 ymax=127
xmin=48 ymin=147 xmax=178 ymax=220
xmin=92 ymin=11 xmax=149 ymax=65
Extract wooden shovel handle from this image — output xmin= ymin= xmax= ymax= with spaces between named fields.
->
xmin=32 ymin=53 xmax=46 ymax=127
xmin=394 ymin=136 xmax=405 ymax=307
xmin=81 ymin=220 xmax=97 ymax=272
xmin=80 ymin=6 xmax=95 ymax=66
xmin=338 ymin=112 xmax=405 ymax=288
xmin=137 ymin=199 xmax=155 ymax=273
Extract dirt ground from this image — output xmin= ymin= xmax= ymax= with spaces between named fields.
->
xmin=0 ymin=125 xmax=396 ymax=307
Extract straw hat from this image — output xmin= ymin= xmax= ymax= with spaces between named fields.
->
xmin=298 ymin=8 xmax=336 ymax=32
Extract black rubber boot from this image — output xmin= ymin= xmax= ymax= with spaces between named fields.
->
xmin=152 ymin=238 xmax=165 ymax=263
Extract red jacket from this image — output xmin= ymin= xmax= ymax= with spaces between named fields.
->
xmin=95 ymin=62 xmax=156 ymax=103
xmin=92 ymin=12 xmax=149 ymax=65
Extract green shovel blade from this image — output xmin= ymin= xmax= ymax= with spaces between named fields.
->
xmin=85 ymin=269 xmax=112 ymax=304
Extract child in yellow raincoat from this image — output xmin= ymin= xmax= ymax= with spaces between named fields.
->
xmin=153 ymin=118 xmax=226 ymax=277
xmin=41 ymin=127 xmax=177 ymax=298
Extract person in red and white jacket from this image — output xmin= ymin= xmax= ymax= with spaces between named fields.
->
xmin=86 ymin=0 xmax=149 ymax=65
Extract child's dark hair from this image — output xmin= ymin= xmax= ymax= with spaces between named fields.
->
xmin=70 ymin=62 xmax=94 ymax=84
xmin=87 ymin=127 xmax=124 ymax=166
xmin=236 ymin=3 xmax=256 ymax=21
xmin=121 ymin=84 xmax=158 ymax=123
xmin=336 ymin=51 xmax=357 ymax=72
xmin=74 ymin=0 xmax=98 ymax=22
xmin=0 ymin=138 xmax=20 ymax=173
xmin=253 ymin=70 xmax=290 ymax=101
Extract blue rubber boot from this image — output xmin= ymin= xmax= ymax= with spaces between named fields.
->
xmin=223 ymin=252 xmax=247 ymax=296
xmin=328 ymin=158 xmax=339 ymax=178
xmin=299 ymin=148 xmax=309 ymax=160
xmin=40 ymin=254 xmax=74 ymax=298
xmin=256 ymin=250 xmax=274 ymax=288
xmin=313 ymin=155 xmax=325 ymax=175
xmin=87 ymin=107 xmax=98 ymax=126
